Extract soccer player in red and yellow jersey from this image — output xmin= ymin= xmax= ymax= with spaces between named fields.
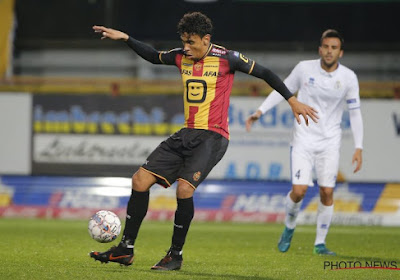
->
xmin=91 ymin=12 xmax=318 ymax=271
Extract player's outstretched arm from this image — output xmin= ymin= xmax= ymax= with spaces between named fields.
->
xmin=288 ymin=96 xmax=318 ymax=126
xmin=241 ymin=62 xmax=318 ymax=126
xmin=93 ymin=26 xmax=129 ymax=41
xmin=246 ymin=110 xmax=262 ymax=132
xmin=246 ymin=91 xmax=286 ymax=132
xmin=93 ymin=25 xmax=162 ymax=64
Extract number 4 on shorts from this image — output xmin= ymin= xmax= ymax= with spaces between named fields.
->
xmin=295 ymin=169 xmax=301 ymax=179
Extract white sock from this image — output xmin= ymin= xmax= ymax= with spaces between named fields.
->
xmin=314 ymin=202 xmax=334 ymax=245
xmin=284 ymin=191 xmax=302 ymax=229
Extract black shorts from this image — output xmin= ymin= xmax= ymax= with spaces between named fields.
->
xmin=141 ymin=128 xmax=229 ymax=189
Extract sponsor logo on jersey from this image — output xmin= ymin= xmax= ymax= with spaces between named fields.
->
xmin=308 ymin=77 xmax=315 ymax=85
xmin=211 ymin=47 xmax=226 ymax=55
xmin=183 ymin=63 xmax=193 ymax=67
xmin=211 ymin=52 xmax=222 ymax=57
xmin=203 ymin=71 xmax=217 ymax=77
xmin=181 ymin=69 xmax=192 ymax=75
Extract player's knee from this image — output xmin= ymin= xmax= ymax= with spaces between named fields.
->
xmin=291 ymin=189 xmax=307 ymax=202
xmin=176 ymin=183 xmax=195 ymax=199
xmin=319 ymin=187 xmax=334 ymax=205
xmin=320 ymin=187 xmax=333 ymax=197
xmin=320 ymin=193 xmax=334 ymax=205
xmin=132 ymin=170 xmax=155 ymax=191
xmin=131 ymin=172 xmax=143 ymax=191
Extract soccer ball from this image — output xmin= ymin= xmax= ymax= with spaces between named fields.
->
xmin=88 ymin=210 xmax=121 ymax=243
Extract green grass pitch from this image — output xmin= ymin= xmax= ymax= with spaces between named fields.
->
xmin=0 ymin=218 xmax=399 ymax=280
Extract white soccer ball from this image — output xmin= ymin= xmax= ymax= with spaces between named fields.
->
xmin=88 ymin=210 xmax=121 ymax=243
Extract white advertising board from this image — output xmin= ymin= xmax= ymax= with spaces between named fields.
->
xmin=0 ymin=93 xmax=32 ymax=174
xmin=31 ymin=96 xmax=400 ymax=182
xmin=209 ymin=98 xmax=400 ymax=182
xmin=33 ymin=134 xmax=164 ymax=165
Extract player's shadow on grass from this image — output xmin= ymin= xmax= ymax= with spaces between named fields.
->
xmin=157 ymin=270 xmax=276 ymax=280
xmin=185 ymin=271 xmax=277 ymax=280
xmin=94 ymin=266 xmax=277 ymax=280
xmin=137 ymin=268 xmax=276 ymax=280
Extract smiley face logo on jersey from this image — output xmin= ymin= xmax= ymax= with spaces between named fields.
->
xmin=186 ymin=79 xmax=207 ymax=103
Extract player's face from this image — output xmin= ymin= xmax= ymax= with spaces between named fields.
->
xmin=181 ymin=33 xmax=210 ymax=60
xmin=319 ymin=37 xmax=343 ymax=71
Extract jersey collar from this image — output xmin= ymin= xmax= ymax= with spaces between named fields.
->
xmin=318 ymin=58 xmax=340 ymax=77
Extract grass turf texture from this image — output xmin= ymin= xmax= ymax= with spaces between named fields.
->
xmin=0 ymin=219 xmax=399 ymax=280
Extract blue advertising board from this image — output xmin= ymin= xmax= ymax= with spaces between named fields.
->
xmin=0 ymin=175 xmax=393 ymax=225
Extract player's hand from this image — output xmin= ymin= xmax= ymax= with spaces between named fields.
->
xmin=246 ymin=110 xmax=262 ymax=132
xmin=93 ymin=25 xmax=129 ymax=41
xmin=352 ymin=148 xmax=362 ymax=173
xmin=288 ymin=96 xmax=318 ymax=126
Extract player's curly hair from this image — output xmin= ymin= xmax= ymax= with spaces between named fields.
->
xmin=177 ymin=12 xmax=213 ymax=38
xmin=320 ymin=29 xmax=344 ymax=50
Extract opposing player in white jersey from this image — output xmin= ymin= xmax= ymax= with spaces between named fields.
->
xmin=246 ymin=29 xmax=363 ymax=255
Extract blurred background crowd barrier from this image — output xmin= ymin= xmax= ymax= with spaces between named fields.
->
xmin=0 ymin=0 xmax=399 ymax=223
xmin=0 ymin=0 xmax=399 ymax=97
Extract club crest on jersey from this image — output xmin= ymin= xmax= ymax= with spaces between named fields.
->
xmin=308 ymin=77 xmax=315 ymax=86
xmin=193 ymin=171 xmax=201 ymax=182
xmin=334 ymin=80 xmax=341 ymax=89
xmin=194 ymin=63 xmax=202 ymax=71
